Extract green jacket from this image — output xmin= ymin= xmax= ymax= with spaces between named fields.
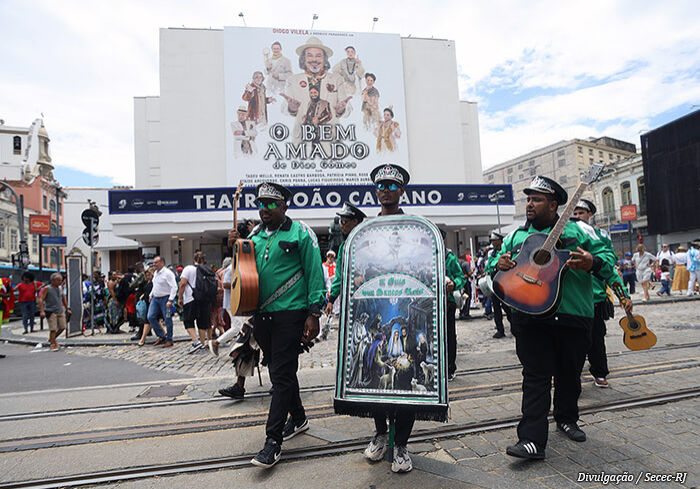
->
xmin=494 ymin=219 xmax=617 ymax=319
xmin=484 ymin=249 xmax=500 ymax=276
xmin=590 ymin=226 xmax=628 ymax=303
xmin=249 ymin=217 xmax=326 ymax=314
xmin=328 ymin=241 xmax=345 ymax=303
xmin=446 ymin=250 xmax=466 ymax=303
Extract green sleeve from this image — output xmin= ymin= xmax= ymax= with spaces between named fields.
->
xmin=485 ymin=232 xmax=515 ymax=275
xmin=576 ymin=223 xmax=618 ymax=289
xmin=598 ymin=231 xmax=628 ymax=296
xmin=299 ymin=224 xmax=327 ymax=311
xmin=446 ymin=252 xmax=466 ymax=291
xmin=329 ymin=242 xmax=344 ymax=302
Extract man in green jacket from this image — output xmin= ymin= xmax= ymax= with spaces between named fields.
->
xmin=484 ymin=231 xmax=509 ymax=338
xmin=441 ymin=230 xmax=466 ymax=381
xmin=572 ymin=198 xmax=632 ymax=388
xmin=495 ymin=176 xmax=620 ymax=460
xmin=228 ymin=182 xmax=326 ymax=469
xmin=326 ymin=202 xmax=366 ymax=314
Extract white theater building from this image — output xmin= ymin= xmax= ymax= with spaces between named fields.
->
xmin=111 ymin=26 xmax=514 ymax=266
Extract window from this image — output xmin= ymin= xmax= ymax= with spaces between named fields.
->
xmin=10 ymin=229 xmax=18 ymax=252
xmin=518 ymin=164 xmax=522 ymax=169
xmin=507 ymin=176 xmax=512 ymax=183
xmin=57 ymin=202 xmax=62 ymax=216
xmin=529 ymin=159 xmax=535 ymax=166
xmin=32 ymin=235 xmax=39 ymax=254
xmin=0 ymin=224 xmax=4 ymax=249
xmin=49 ymin=200 xmax=56 ymax=212
xmin=50 ymin=222 xmax=57 ymax=236
xmin=602 ymin=187 xmax=615 ymax=215
xmin=588 ymin=148 xmax=593 ymax=155
xmin=507 ymin=168 xmax=513 ymax=174
xmin=637 ymin=177 xmax=647 ymax=215
xmin=43 ymin=195 xmax=47 ymax=209
xmin=599 ymin=151 xmax=603 ymax=158
xmin=558 ymin=158 xmax=566 ymax=167
xmin=530 ymin=168 xmax=536 ymax=176
xmin=589 ymin=158 xmax=594 ymax=164
xmin=577 ymin=146 xmax=582 ymax=153
xmin=616 ymin=155 xmax=621 ymax=160
xmin=557 ymin=149 xmax=565 ymax=157
xmin=620 ymin=181 xmax=632 ymax=206
xmin=609 ymin=153 xmax=614 ymax=159
xmin=488 ymin=174 xmax=493 ymax=180
xmin=13 ymin=136 xmax=22 ymax=155
xmin=518 ymin=173 xmax=523 ymax=180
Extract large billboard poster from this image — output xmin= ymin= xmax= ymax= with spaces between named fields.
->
xmin=224 ymin=27 xmax=409 ymax=187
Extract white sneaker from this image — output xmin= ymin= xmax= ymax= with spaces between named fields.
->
xmin=391 ymin=445 xmax=413 ymax=473
xmin=187 ymin=341 xmax=204 ymax=354
xmin=363 ymin=432 xmax=388 ymax=461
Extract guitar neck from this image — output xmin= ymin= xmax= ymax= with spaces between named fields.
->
xmin=233 ymin=181 xmax=243 ymax=228
xmin=542 ymin=182 xmax=589 ymax=252
xmin=610 ymin=282 xmax=634 ymax=321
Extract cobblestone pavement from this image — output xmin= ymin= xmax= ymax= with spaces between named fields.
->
xmin=57 ymin=300 xmax=699 ymax=378
xmin=410 ymin=397 xmax=700 ymax=489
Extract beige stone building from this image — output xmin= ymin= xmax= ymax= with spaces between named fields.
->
xmin=483 ymin=137 xmax=636 ymax=221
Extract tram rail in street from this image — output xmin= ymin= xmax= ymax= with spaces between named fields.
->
xmin=1 ymin=387 xmax=698 ymax=489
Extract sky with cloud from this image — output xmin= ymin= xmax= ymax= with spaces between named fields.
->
xmin=1 ymin=0 xmax=698 ymax=187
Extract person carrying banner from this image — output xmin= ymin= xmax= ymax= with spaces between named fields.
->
xmin=494 ymin=176 xmax=623 ymax=460
xmin=572 ymin=199 xmax=632 ymax=388
xmin=228 ymin=182 xmax=325 ymax=469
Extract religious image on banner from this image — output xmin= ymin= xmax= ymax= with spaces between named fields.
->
xmin=224 ymin=27 xmax=409 ymax=187
xmin=334 ymin=216 xmax=448 ymax=422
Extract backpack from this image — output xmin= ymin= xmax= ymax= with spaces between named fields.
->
xmin=115 ymin=275 xmax=132 ymax=303
xmin=135 ymin=299 xmax=148 ymax=321
xmin=192 ymin=265 xmax=218 ymax=303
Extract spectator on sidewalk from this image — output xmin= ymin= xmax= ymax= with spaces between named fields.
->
xmin=618 ymin=252 xmax=636 ymax=295
xmin=656 ymin=243 xmax=674 ymax=277
xmin=657 ymin=264 xmax=671 ymax=296
xmin=39 ymin=273 xmax=70 ymax=351
xmin=632 ymin=245 xmax=656 ymax=301
xmin=147 ymin=256 xmax=178 ymax=347
xmin=687 ymin=241 xmax=700 ymax=296
xmin=84 ymin=271 xmax=109 ymax=332
xmin=15 ymin=272 xmax=39 ymax=334
xmin=178 ymin=251 xmax=216 ymax=354
xmin=671 ymin=246 xmax=689 ymax=294
xmin=135 ymin=269 xmax=154 ymax=345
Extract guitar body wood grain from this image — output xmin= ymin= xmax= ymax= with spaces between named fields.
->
xmin=493 ymin=233 xmax=570 ymax=315
xmin=230 ymin=239 xmax=259 ymax=315
xmin=619 ymin=314 xmax=657 ymax=351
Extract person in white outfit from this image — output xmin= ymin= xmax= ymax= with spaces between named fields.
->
xmin=687 ymin=241 xmax=700 ymax=296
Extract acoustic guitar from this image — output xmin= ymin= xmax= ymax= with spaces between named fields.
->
xmin=611 ymin=282 xmax=656 ymax=351
xmin=230 ymin=182 xmax=259 ymax=315
xmin=492 ymin=163 xmax=604 ymax=315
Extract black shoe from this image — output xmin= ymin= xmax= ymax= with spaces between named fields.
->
xmin=448 ymin=371 xmax=456 ymax=382
xmin=251 ymin=438 xmax=281 ymax=468
xmin=219 ymin=384 xmax=245 ymax=400
xmin=484 ymin=314 xmax=493 ymax=320
xmin=282 ymin=416 xmax=309 ymax=441
xmin=130 ymin=334 xmax=141 ymax=341
xmin=506 ymin=440 xmax=545 ymax=459
xmin=557 ymin=422 xmax=586 ymax=442
xmin=493 ymin=331 xmax=505 ymax=338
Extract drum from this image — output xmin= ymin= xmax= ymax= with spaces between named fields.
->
xmin=477 ymin=274 xmax=494 ymax=297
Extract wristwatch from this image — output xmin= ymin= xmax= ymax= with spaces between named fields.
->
xmin=309 ymin=304 xmax=322 ymax=318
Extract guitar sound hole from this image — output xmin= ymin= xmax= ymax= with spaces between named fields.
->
xmin=533 ymin=249 xmax=551 ymax=265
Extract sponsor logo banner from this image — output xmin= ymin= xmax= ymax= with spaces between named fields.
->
xmin=109 ymin=185 xmax=513 ymax=214
xmin=29 ymin=215 xmax=51 ymax=234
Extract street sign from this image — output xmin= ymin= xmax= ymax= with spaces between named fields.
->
xmin=81 ymin=209 xmax=100 ymax=227
xmin=29 ymin=215 xmax=51 ymax=234
xmin=82 ymin=230 xmax=99 ymax=246
xmin=621 ymin=205 xmax=637 ymax=221
xmin=42 ymin=236 xmax=67 ymax=246
xmin=610 ymin=223 xmax=629 ymax=233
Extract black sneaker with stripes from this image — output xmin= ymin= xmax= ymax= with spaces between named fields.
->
xmin=557 ymin=422 xmax=586 ymax=442
xmin=506 ymin=439 xmax=545 ymax=459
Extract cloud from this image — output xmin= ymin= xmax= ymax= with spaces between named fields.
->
xmin=1 ymin=0 xmax=698 ymax=184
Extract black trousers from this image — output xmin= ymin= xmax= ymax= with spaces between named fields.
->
xmin=374 ymin=411 xmax=415 ymax=447
xmin=492 ymin=297 xmax=505 ymax=334
xmin=513 ymin=322 xmax=591 ymax=448
xmin=459 ymin=283 xmax=471 ymax=318
xmin=623 ymin=274 xmax=635 ymax=295
xmin=447 ymin=301 xmax=457 ymax=375
xmin=253 ymin=310 xmax=307 ymax=445
xmin=587 ymin=304 xmax=610 ymax=379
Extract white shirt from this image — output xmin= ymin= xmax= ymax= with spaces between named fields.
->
xmin=657 ymin=250 xmax=673 ymax=265
xmin=150 ymin=267 xmax=178 ymax=300
xmin=180 ymin=265 xmax=197 ymax=305
xmin=673 ymin=252 xmax=687 ymax=266
xmin=222 ymin=265 xmax=232 ymax=312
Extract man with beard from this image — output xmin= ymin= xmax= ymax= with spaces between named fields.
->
xmin=332 ymin=45 xmax=365 ymax=95
xmin=228 ymin=182 xmax=325 ymax=469
xmin=281 ymin=37 xmax=351 ymax=145
xmin=495 ymin=176 xmax=620 ymax=460
xmin=302 ymin=85 xmax=332 ymax=144
xmin=264 ymin=41 xmax=292 ymax=94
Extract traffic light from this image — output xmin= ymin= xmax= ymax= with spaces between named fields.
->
xmin=81 ymin=208 xmax=100 ymax=247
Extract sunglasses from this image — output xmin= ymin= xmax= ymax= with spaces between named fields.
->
xmin=376 ymin=182 xmax=400 ymax=191
xmin=257 ymin=201 xmax=279 ymax=210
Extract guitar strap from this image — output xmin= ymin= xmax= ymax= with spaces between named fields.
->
xmin=259 ymin=270 xmax=304 ymax=311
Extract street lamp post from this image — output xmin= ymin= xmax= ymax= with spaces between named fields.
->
xmin=488 ymin=189 xmax=506 ymax=235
